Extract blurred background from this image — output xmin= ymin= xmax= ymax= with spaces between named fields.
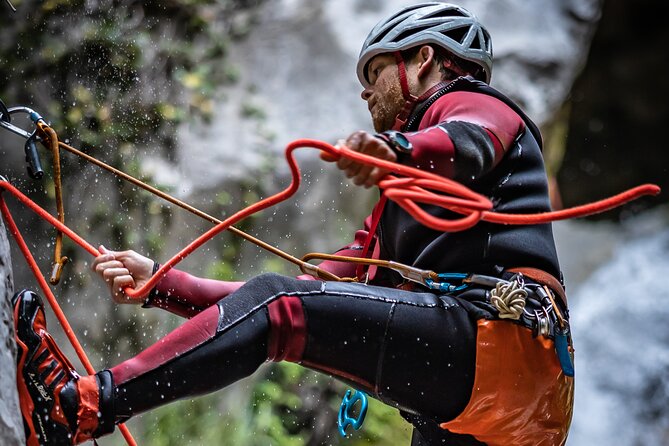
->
xmin=0 ymin=0 xmax=667 ymax=445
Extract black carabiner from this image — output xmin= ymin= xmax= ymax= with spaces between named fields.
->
xmin=24 ymin=131 xmax=44 ymax=180
xmin=4 ymin=0 xmax=16 ymax=12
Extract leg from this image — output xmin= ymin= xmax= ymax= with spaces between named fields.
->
xmin=15 ymin=274 xmax=483 ymax=444
xmin=298 ymin=280 xmax=479 ymax=423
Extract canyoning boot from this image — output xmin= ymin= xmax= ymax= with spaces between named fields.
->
xmin=13 ymin=289 xmax=115 ymax=445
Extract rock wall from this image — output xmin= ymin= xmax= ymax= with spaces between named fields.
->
xmin=0 ymin=215 xmax=23 ymax=445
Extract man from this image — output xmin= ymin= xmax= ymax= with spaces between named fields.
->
xmin=13 ymin=3 xmax=574 ymax=445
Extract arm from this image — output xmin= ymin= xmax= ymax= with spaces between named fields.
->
xmin=403 ymin=91 xmax=525 ymax=183
xmin=147 ymin=269 xmax=245 ymax=318
xmin=91 ymin=246 xmax=244 ymax=318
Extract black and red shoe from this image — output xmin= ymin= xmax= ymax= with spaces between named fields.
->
xmin=13 ymin=289 xmax=79 ymax=445
xmin=13 ymin=289 xmax=119 ymax=445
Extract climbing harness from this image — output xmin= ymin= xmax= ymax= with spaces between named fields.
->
xmin=0 ymin=99 xmax=659 ymax=442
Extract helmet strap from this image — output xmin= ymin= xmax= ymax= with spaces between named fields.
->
xmin=392 ymin=51 xmax=419 ymax=131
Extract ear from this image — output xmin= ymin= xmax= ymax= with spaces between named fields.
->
xmin=416 ymin=45 xmax=436 ymax=79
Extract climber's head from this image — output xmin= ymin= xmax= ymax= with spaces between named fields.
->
xmin=357 ymin=2 xmax=492 ymax=132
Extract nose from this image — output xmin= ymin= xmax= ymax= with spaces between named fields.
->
xmin=361 ymin=88 xmax=373 ymax=101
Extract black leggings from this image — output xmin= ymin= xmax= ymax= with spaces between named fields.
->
xmin=111 ymin=273 xmax=487 ymax=445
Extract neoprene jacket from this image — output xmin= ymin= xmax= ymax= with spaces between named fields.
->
xmin=320 ymin=76 xmax=561 ymax=284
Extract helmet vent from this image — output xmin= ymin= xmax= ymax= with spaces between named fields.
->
xmin=394 ymin=24 xmax=434 ymax=44
xmin=423 ymin=9 xmax=467 ymax=19
xmin=470 ymin=33 xmax=483 ymax=50
xmin=443 ymin=26 xmax=469 ymax=45
xmin=369 ymin=26 xmax=395 ymax=46
xmin=383 ymin=4 xmax=427 ymax=28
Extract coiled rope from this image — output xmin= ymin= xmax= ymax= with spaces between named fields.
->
xmin=490 ymin=279 xmax=528 ymax=320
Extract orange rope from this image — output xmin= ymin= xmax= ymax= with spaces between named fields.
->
xmin=0 ymin=138 xmax=661 ymax=445
xmin=1 ymin=138 xmax=661 ymax=297
xmin=36 ymin=122 xmax=69 ymax=284
xmin=0 ymin=195 xmax=137 ymax=446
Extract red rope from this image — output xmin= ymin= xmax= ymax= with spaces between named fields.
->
xmin=0 ymin=139 xmax=660 ymax=446
xmin=0 ymin=196 xmax=137 ymax=446
xmin=0 ymin=138 xmax=661 ymax=298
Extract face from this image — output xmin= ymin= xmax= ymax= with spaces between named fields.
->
xmin=361 ymin=54 xmax=406 ymax=132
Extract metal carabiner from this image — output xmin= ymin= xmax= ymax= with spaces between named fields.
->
xmin=424 ymin=272 xmax=469 ymax=293
xmin=0 ymin=102 xmax=46 ymax=180
xmin=337 ymin=389 xmax=368 ymax=437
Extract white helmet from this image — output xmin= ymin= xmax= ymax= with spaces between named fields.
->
xmin=357 ymin=2 xmax=493 ymax=87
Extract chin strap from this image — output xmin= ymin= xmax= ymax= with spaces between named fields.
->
xmin=391 ymin=51 xmax=452 ymax=132
xmin=392 ymin=52 xmax=418 ymax=131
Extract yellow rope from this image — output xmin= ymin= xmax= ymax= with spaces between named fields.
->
xmin=38 ymin=123 xmax=69 ymax=285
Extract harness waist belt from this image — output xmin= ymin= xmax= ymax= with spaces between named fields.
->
xmin=506 ymin=267 xmax=567 ymax=309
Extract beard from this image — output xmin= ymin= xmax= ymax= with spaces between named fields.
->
xmin=370 ymin=77 xmax=406 ymax=132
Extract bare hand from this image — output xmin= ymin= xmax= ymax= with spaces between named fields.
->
xmin=321 ymin=131 xmax=397 ymax=188
xmin=91 ymin=245 xmax=154 ymax=304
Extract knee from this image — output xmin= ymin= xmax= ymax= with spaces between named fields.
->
xmin=266 ymin=295 xmax=307 ymax=363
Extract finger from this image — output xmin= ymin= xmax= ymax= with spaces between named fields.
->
xmin=366 ymin=168 xmax=391 ymax=188
xmin=111 ymin=275 xmax=136 ymax=303
xmin=353 ymin=165 xmax=374 ymax=186
xmin=91 ymin=253 xmax=116 ymax=271
xmin=114 ymin=250 xmax=139 ymax=262
xmin=99 ymin=245 xmax=122 ymax=257
xmin=337 ymin=154 xmax=354 ymax=170
xmin=94 ymin=260 xmax=125 ymax=275
xmin=337 ymin=133 xmax=363 ymax=169
xmin=345 ymin=162 xmax=363 ymax=179
xmin=320 ymin=151 xmax=338 ymax=162
xmin=102 ymin=267 xmax=130 ymax=283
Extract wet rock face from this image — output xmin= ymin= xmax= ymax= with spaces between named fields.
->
xmin=559 ymin=0 xmax=669 ymax=214
xmin=0 ymin=218 xmax=23 ymax=446
xmin=175 ymin=0 xmax=603 ymax=191
xmin=567 ymin=217 xmax=669 ymax=445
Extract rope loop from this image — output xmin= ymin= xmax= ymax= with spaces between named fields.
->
xmin=490 ymin=277 xmax=528 ymax=320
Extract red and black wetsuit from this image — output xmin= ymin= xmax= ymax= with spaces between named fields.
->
xmin=99 ymin=77 xmax=573 ymax=446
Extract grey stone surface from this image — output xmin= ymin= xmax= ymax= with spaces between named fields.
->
xmin=169 ymin=0 xmax=603 ymax=195
xmin=0 ymin=215 xmax=23 ymax=445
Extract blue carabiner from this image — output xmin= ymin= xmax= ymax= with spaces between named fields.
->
xmin=337 ymin=389 xmax=368 ymax=437
xmin=424 ymin=272 xmax=469 ymax=293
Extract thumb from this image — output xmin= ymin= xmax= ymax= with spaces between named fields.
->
xmin=98 ymin=245 xmax=113 ymax=256
xmin=320 ymin=150 xmax=339 ymax=162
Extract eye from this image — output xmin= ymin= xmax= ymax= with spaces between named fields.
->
xmin=368 ymin=64 xmax=383 ymax=84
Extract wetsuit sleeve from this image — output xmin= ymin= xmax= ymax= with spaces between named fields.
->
xmin=144 ymin=269 xmax=245 ymax=318
xmin=403 ymin=91 xmax=525 ymax=183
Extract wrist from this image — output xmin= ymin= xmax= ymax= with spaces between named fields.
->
xmin=375 ymin=130 xmax=413 ymax=155
xmin=142 ymin=262 xmax=161 ymax=308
